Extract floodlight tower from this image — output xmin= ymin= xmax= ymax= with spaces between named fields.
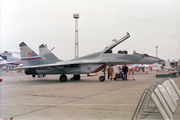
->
xmin=73 ymin=13 xmax=79 ymax=58
xmin=155 ymin=45 xmax=159 ymax=57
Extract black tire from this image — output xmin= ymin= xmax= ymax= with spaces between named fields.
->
xmin=99 ymin=76 xmax=105 ymax=82
xmin=32 ymin=74 xmax=36 ymax=78
xmin=74 ymin=74 xmax=80 ymax=80
xmin=60 ymin=74 xmax=67 ymax=82
xmin=43 ymin=74 xmax=46 ymax=77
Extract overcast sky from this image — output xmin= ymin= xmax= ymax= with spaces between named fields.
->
xmin=0 ymin=0 xmax=180 ymax=61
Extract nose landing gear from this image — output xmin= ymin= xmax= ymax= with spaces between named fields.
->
xmin=59 ymin=74 xmax=67 ymax=82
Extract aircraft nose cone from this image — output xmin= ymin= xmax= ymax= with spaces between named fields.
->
xmin=158 ymin=58 xmax=164 ymax=62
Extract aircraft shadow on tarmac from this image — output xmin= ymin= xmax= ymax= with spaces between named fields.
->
xmin=23 ymin=78 xmax=101 ymax=84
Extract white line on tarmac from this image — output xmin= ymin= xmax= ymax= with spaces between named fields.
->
xmin=0 ymin=104 xmax=136 ymax=106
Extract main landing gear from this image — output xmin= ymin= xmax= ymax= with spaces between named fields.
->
xmin=73 ymin=74 xmax=80 ymax=80
xmin=32 ymin=74 xmax=46 ymax=78
xmin=59 ymin=74 xmax=81 ymax=82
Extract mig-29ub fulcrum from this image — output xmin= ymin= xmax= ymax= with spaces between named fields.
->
xmin=19 ymin=32 xmax=164 ymax=82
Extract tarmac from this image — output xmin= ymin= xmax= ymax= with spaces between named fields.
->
xmin=0 ymin=72 xmax=180 ymax=120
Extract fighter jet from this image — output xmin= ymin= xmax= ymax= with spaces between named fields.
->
xmin=0 ymin=56 xmax=21 ymax=66
xmin=0 ymin=51 xmax=20 ymax=61
xmin=0 ymin=56 xmax=7 ymax=64
xmin=19 ymin=32 xmax=164 ymax=82
xmin=0 ymin=51 xmax=22 ymax=67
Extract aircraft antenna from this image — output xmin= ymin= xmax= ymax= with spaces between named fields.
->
xmin=73 ymin=13 xmax=79 ymax=58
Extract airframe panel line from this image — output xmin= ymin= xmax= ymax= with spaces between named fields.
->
xmin=157 ymin=85 xmax=176 ymax=113
xmin=154 ymin=88 xmax=173 ymax=120
xmin=169 ymin=79 xmax=180 ymax=97
xmin=151 ymin=92 xmax=169 ymax=120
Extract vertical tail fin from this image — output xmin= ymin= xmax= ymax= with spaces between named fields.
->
xmin=20 ymin=42 xmax=39 ymax=57
xmin=0 ymin=56 xmax=7 ymax=64
xmin=39 ymin=44 xmax=62 ymax=63
xmin=20 ymin=42 xmax=42 ymax=66
xmin=19 ymin=42 xmax=62 ymax=66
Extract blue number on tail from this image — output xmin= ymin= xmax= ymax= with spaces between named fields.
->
xmin=30 ymin=60 xmax=41 ymax=65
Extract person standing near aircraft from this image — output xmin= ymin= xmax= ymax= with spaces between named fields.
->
xmin=109 ymin=65 xmax=114 ymax=80
xmin=107 ymin=66 xmax=110 ymax=79
xmin=122 ymin=64 xmax=128 ymax=80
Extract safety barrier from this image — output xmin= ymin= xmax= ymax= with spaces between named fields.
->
xmin=132 ymin=77 xmax=180 ymax=120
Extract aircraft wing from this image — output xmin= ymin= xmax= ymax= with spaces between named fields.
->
xmin=0 ymin=60 xmax=22 ymax=66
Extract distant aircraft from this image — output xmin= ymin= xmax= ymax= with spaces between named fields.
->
xmin=19 ymin=32 xmax=164 ymax=82
xmin=0 ymin=56 xmax=21 ymax=66
xmin=0 ymin=56 xmax=7 ymax=64
xmin=0 ymin=51 xmax=20 ymax=62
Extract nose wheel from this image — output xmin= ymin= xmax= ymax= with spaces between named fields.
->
xmin=99 ymin=65 xmax=106 ymax=82
xmin=59 ymin=74 xmax=67 ymax=82
xmin=99 ymin=76 xmax=105 ymax=82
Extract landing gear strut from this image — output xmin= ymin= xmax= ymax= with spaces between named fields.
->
xmin=59 ymin=74 xmax=67 ymax=82
xmin=99 ymin=65 xmax=106 ymax=82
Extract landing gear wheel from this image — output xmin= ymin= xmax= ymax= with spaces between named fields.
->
xmin=60 ymin=74 xmax=67 ymax=82
xmin=99 ymin=76 xmax=105 ymax=82
xmin=73 ymin=74 xmax=80 ymax=80
xmin=32 ymin=74 xmax=36 ymax=78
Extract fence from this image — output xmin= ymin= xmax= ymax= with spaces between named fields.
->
xmin=132 ymin=77 xmax=180 ymax=120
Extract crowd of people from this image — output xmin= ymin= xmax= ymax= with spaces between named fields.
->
xmin=0 ymin=65 xmax=23 ymax=73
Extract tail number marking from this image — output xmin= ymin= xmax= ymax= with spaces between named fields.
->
xmin=30 ymin=60 xmax=41 ymax=65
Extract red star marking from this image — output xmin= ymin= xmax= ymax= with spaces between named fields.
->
xmin=28 ymin=52 xmax=31 ymax=56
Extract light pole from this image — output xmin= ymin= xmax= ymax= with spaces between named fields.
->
xmin=155 ymin=45 xmax=159 ymax=57
xmin=73 ymin=13 xmax=79 ymax=58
